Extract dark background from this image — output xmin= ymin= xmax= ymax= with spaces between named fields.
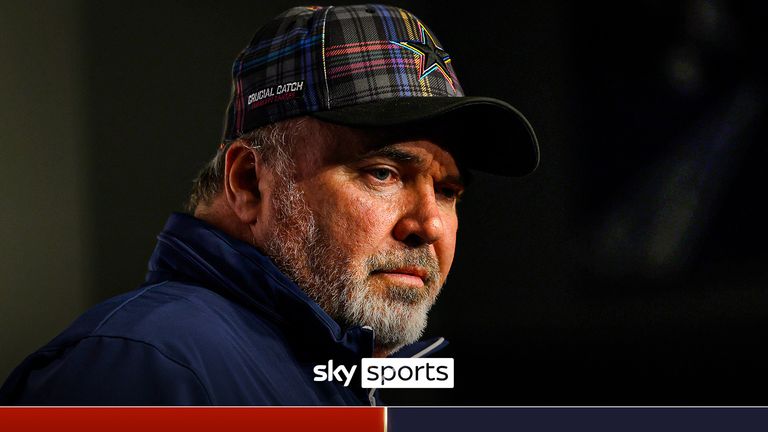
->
xmin=1 ymin=0 xmax=766 ymax=405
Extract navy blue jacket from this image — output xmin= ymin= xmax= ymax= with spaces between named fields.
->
xmin=0 ymin=213 xmax=446 ymax=405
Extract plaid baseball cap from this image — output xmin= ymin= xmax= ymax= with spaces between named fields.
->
xmin=222 ymin=4 xmax=539 ymax=176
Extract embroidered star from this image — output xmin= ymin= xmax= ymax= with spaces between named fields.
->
xmin=390 ymin=22 xmax=456 ymax=91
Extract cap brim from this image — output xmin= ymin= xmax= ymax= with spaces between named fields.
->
xmin=311 ymin=96 xmax=539 ymax=177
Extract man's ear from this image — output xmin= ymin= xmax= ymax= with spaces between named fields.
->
xmin=224 ymin=142 xmax=264 ymax=225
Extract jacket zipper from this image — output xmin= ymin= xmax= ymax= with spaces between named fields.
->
xmin=366 ymin=336 xmax=446 ymax=406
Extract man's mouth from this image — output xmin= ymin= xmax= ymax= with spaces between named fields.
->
xmin=371 ymin=266 xmax=428 ymax=287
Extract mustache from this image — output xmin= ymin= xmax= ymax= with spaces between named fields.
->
xmin=365 ymin=247 xmax=441 ymax=287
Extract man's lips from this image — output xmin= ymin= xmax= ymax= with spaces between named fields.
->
xmin=371 ymin=267 xmax=428 ymax=285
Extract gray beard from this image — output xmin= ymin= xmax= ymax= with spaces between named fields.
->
xmin=263 ymin=170 xmax=442 ymax=353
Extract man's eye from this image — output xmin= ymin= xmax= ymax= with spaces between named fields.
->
xmin=438 ymin=186 xmax=462 ymax=201
xmin=369 ymin=168 xmax=395 ymax=182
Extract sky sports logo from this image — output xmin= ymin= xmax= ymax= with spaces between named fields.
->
xmin=313 ymin=358 xmax=454 ymax=388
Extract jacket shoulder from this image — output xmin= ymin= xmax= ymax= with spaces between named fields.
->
xmin=79 ymin=282 xmax=282 ymax=362
xmin=0 ymin=282 xmax=283 ymax=405
xmin=1 ymin=334 xmax=212 ymax=405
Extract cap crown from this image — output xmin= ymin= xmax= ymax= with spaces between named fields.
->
xmin=223 ymin=4 xmax=464 ymax=140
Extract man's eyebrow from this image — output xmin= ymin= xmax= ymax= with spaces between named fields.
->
xmin=442 ymin=174 xmax=465 ymax=189
xmin=354 ymin=145 xmax=424 ymax=165
xmin=354 ymin=144 xmax=466 ymax=187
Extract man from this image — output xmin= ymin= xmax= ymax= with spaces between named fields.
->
xmin=0 ymin=4 xmax=537 ymax=405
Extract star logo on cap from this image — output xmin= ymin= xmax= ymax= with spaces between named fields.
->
xmin=390 ymin=22 xmax=456 ymax=91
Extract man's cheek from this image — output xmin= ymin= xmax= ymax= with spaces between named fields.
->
xmin=436 ymin=227 xmax=458 ymax=284
xmin=342 ymin=196 xmax=390 ymax=234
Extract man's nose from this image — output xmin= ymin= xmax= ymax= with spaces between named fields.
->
xmin=392 ymin=186 xmax=444 ymax=247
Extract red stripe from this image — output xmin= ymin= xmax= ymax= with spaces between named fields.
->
xmin=0 ymin=407 xmax=385 ymax=432
xmin=326 ymin=42 xmax=394 ymax=56
xmin=328 ymin=58 xmax=416 ymax=79
xmin=327 ymin=40 xmax=391 ymax=49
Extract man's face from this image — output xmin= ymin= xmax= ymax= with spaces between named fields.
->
xmin=258 ymin=119 xmax=463 ymax=355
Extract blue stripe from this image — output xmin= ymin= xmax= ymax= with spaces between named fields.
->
xmin=241 ymin=34 xmax=322 ymax=70
xmin=304 ymin=26 xmax=318 ymax=110
xmin=375 ymin=5 xmax=411 ymax=97
xmin=244 ymin=27 xmax=309 ymax=53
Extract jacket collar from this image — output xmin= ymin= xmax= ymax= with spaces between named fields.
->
xmin=145 ymin=212 xmax=446 ymax=359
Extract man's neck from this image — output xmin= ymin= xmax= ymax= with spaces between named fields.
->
xmin=373 ymin=345 xmax=399 ymax=358
xmin=194 ymin=199 xmax=254 ymax=246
